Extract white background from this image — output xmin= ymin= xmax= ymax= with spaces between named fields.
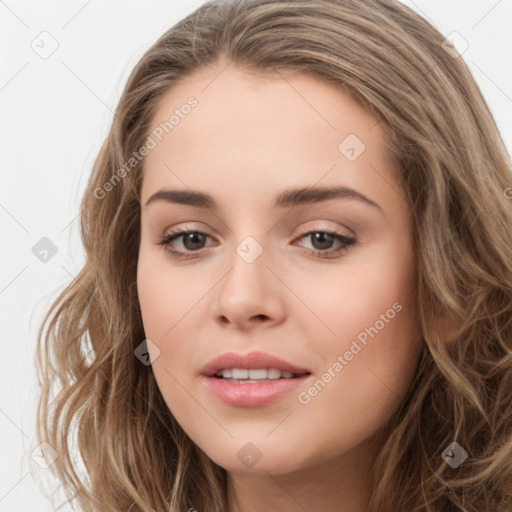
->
xmin=1 ymin=1 xmax=511 ymax=510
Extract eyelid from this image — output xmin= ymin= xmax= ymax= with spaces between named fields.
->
xmin=294 ymin=221 xmax=354 ymax=238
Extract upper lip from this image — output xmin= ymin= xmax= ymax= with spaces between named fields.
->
xmin=201 ymin=351 xmax=311 ymax=377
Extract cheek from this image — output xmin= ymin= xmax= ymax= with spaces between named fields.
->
xmin=137 ymin=269 xmax=171 ymax=337
xmin=291 ymin=237 xmax=418 ymax=355
xmin=136 ymin=255 xmax=202 ymax=417
xmin=136 ymin=250 xmax=211 ymax=389
xmin=137 ymin=254 xmax=182 ymax=376
xmin=291 ymin=240 xmax=420 ymax=406
xmin=136 ymin=247 xmax=202 ymax=336
xmin=294 ymin=299 xmax=421 ymax=464
xmin=297 ymin=250 xmax=419 ymax=427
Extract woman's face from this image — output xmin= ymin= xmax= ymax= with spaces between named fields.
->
xmin=137 ymin=61 xmax=422 ymax=476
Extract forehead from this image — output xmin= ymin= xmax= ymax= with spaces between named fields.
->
xmin=147 ymin=62 xmax=386 ymax=143
xmin=140 ymin=62 xmax=401 ymax=210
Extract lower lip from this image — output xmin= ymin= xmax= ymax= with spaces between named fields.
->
xmin=203 ymin=374 xmax=312 ymax=407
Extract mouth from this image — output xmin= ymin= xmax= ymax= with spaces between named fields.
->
xmin=201 ymin=351 xmax=313 ymax=407
xmin=203 ymin=368 xmax=312 ymax=407
xmin=201 ymin=350 xmax=311 ymax=378
xmin=212 ymin=367 xmax=311 ymax=383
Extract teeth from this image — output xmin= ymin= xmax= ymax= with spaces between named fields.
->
xmin=267 ymin=368 xmax=282 ymax=380
xmin=214 ymin=368 xmax=298 ymax=380
xmin=232 ymin=368 xmax=248 ymax=379
xmin=249 ymin=369 xmax=267 ymax=379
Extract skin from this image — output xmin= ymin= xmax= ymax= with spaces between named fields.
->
xmin=136 ymin=59 xmax=424 ymax=511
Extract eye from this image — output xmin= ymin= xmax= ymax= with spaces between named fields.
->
xmin=157 ymin=228 xmax=357 ymax=260
xmin=158 ymin=230 xmax=213 ymax=259
xmin=294 ymin=229 xmax=356 ymax=259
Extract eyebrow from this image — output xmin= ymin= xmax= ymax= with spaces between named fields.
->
xmin=144 ymin=185 xmax=383 ymax=213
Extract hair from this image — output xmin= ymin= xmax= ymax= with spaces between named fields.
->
xmin=34 ymin=0 xmax=512 ymax=510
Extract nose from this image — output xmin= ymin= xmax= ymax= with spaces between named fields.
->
xmin=211 ymin=242 xmax=286 ymax=330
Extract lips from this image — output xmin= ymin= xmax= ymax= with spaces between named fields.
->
xmin=201 ymin=351 xmax=313 ymax=407
xmin=201 ymin=351 xmax=311 ymax=377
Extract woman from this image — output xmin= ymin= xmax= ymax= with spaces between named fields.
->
xmin=35 ymin=0 xmax=512 ymax=510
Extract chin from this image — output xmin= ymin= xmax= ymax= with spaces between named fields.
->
xmin=200 ymin=439 xmax=320 ymax=476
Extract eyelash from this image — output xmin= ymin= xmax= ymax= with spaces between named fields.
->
xmin=157 ymin=228 xmax=356 ymax=260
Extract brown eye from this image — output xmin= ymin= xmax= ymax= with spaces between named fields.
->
xmin=309 ymin=232 xmax=336 ymax=250
xmin=295 ymin=230 xmax=356 ymax=258
xmin=158 ymin=230 xmax=214 ymax=259
xmin=179 ymin=232 xmax=208 ymax=251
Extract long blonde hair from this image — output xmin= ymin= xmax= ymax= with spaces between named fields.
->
xmin=35 ymin=0 xmax=512 ymax=510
